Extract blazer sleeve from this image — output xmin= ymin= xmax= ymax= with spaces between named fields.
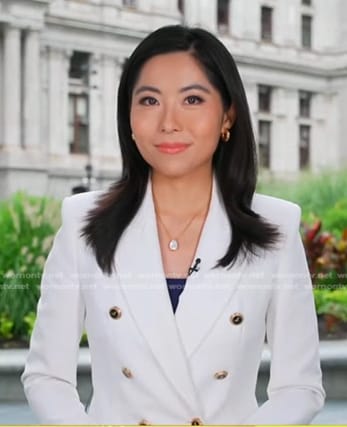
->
xmin=21 ymin=197 xmax=94 ymax=424
xmin=243 ymin=204 xmax=325 ymax=425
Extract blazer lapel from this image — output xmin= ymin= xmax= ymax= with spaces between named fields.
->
xmin=175 ymin=177 xmax=247 ymax=357
xmin=114 ymin=179 xmax=201 ymax=415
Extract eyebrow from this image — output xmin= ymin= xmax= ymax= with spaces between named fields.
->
xmin=133 ymin=83 xmax=211 ymax=96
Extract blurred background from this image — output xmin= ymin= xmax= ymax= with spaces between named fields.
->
xmin=0 ymin=0 xmax=346 ymax=197
xmin=0 ymin=0 xmax=346 ymax=424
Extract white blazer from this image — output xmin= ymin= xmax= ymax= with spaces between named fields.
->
xmin=22 ymin=177 xmax=325 ymax=425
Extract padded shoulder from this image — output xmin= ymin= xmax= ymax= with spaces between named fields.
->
xmin=61 ymin=190 xmax=104 ymax=223
xmin=251 ymin=193 xmax=302 ymax=232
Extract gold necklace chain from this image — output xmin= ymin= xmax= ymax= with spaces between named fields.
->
xmin=156 ymin=210 xmax=202 ymax=251
xmin=153 ymin=181 xmax=212 ymax=251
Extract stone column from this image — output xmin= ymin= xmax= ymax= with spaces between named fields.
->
xmin=39 ymin=46 xmax=50 ymax=157
xmin=311 ymin=91 xmax=339 ymax=170
xmin=100 ymin=54 xmax=119 ymax=158
xmin=48 ymin=46 xmax=70 ymax=156
xmin=275 ymin=88 xmax=299 ymax=174
xmin=62 ymin=49 xmax=72 ymax=155
xmin=23 ymin=29 xmax=41 ymax=149
xmin=3 ymin=24 xmax=21 ymax=148
xmin=89 ymin=53 xmax=101 ymax=160
xmin=271 ymin=88 xmax=287 ymax=174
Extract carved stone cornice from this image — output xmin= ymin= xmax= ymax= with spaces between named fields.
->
xmin=233 ymin=54 xmax=347 ymax=79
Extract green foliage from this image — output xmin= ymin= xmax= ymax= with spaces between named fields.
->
xmin=258 ymin=169 xmax=347 ymax=232
xmin=23 ymin=311 xmax=37 ymax=337
xmin=302 ymin=220 xmax=347 ymax=285
xmin=259 ymin=170 xmax=347 ymax=332
xmin=80 ymin=331 xmax=89 ymax=347
xmin=0 ymin=314 xmax=14 ymax=339
xmin=323 ymin=199 xmax=347 ymax=237
xmin=314 ymin=287 xmax=347 ymax=322
xmin=1 ymin=172 xmax=347 ymax=343
xmin=0 ymin=192 xmax=61 ymax=340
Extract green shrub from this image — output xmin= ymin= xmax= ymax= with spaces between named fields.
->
xmin=260 ymin=171 xmax=347 ymax=330
xmin=0 ymin=192 xmax=61 ymax=340
xmin=314 ymin=287 xmax=347 ymax=322
xmin=23 ymin=311 xmax=37 ymax=338
xmin=258 ymin=169 xmax=347 ymax=231
xmin=0 ymin=314 xmax=14 ymax=339
xmin=303 ymin=220 xmax=346 ymax=278
xmin=323 ymin=199 xmax=347 ymax=237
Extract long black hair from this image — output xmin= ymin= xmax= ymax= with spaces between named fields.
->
xmin=82 ymin=25 xmax=280 ymax=275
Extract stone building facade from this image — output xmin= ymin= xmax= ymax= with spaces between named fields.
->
xmin=0 ymin=0 xmax=346 ymax=198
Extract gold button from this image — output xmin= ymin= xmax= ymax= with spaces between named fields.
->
xmin=191 ymin=417 xmax=203 ymax=425
xmin=230 ymin=312 xmax=243 ymax=325
xmin=214 ymin=370 xmax=228 ymax=380
xmin=109 ymin=306 xmax=122 ymax=319
xmin=138 ymin=419 xmax=151 ymax=425
xmin=122 ymin=367 xmax=133 ymax=378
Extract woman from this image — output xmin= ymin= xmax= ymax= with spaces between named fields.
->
xmin=22 ymin=25 xmax=325 ymax=425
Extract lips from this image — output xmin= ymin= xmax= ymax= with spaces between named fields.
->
xmin=155 ymin=142 xmax=191 ymax=154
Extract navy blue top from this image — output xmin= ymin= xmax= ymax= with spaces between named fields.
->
xmin=166 ymin=277 xmax=187 ymax=313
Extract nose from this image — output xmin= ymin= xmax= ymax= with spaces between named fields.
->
xmin=159 ymin=103 xmax=181 ymax=133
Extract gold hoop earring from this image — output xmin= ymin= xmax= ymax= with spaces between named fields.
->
xmin=221 ymin=129 xmax=230 ymax=142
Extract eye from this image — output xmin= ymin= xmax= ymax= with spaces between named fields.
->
xmin=139 ymin=96 xmax=158 ymax=106
xmin=185 ymin=95 xmax=204 ymax=105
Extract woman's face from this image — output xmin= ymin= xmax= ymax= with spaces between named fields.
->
xmin=130 ymin=51 xmax=234 ymax=178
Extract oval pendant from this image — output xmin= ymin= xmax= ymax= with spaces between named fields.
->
xmin=169 ymin=239 xmax=179 ymax=251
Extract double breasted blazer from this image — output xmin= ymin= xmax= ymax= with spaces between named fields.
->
xmin=22 ymin=177 xmax=325 ymax=425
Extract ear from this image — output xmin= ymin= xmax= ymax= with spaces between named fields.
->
xmin=222 ymin=104 xmax=236 ymax=129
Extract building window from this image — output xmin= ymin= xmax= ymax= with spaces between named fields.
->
xmin=123 ymin=0 xmax=137 ymax=7
xmin=178 ymin=0 xmax=184 ymax=14
xmin=299 ymin=125 xmax=310 ymax=169
xmin=258 ymin=85 xmax=272 ymax=112
xmin=302 ymin=0 xmax=311 ymax=5
xmin=301 ymin=15 xmax=312 ymax=48
xmin=69 ymin=51 xmax=90 ymax=154
xmin=69 ymin=94 xmax=89 ymax=155
xmin=217 ymin=0 xmax=230 ymax=32
xmin=261 ymin=6 xmax=273 ymax=42
xmin=69 ymin=51 xmax=89 ymax=84
xmin=258 ymin=120 xmax=271 ymax=169
xmin=299 ymin=90 xmax=312 ymax=118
